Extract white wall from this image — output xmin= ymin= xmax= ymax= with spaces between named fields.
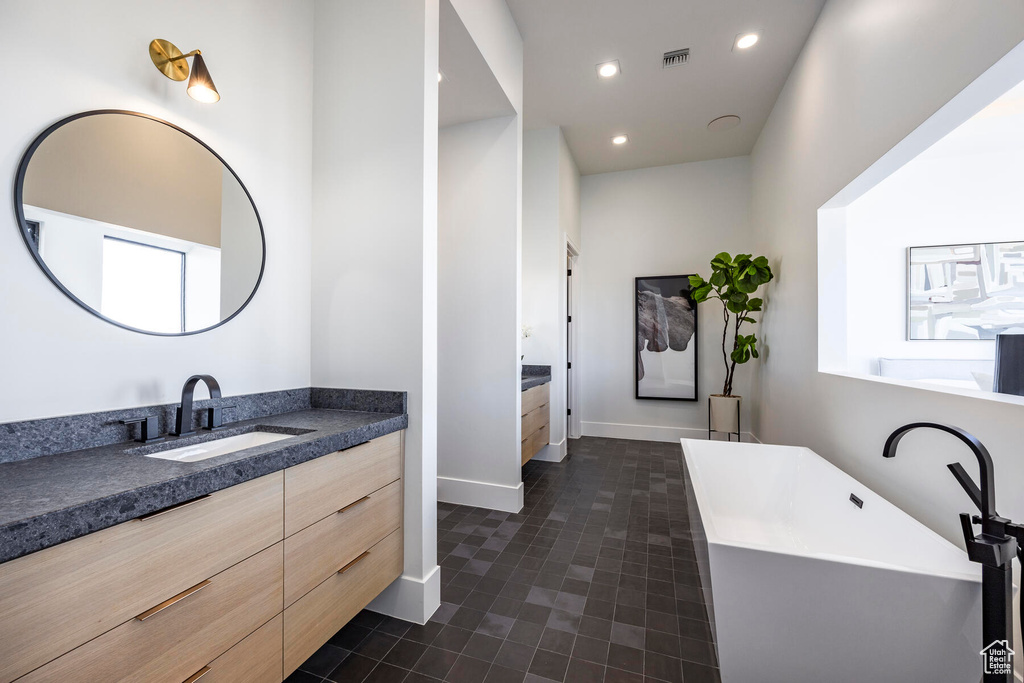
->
xmin=0 ymin=0 xmax=313 ymax=420
xmin=558 ymin=132 xmax=582 ymax=248
xmin=579 ymin=157 xmax=755 ymax=442
xmin=310 ymin=0 xmax=440 ymax=624
xmin=447 ymin=0 xmax=523 ymax=111
xmin=522 ymin=126 xmax=580 ymax=458
xmin=751 ymin=0 xmax=1024 ymax=547
xmin=438 ymin=115 xmax=523 ymax=510
xmin=523 ymin=128 xmax=559 ymax=369
xmin=435 ymin=0 xmax=524 ymax=512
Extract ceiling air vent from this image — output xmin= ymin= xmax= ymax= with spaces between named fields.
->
xmin=662 ymin=48 xmax=690 ymax=69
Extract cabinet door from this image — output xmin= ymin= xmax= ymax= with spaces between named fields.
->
xmin=18 ymin=543 xmax=282 ymax=683
xmin=522 ymin=383 xmax=550 ymax=416
xmin=522 ymin=403 xmax=549 ymax=439
xmin=285 ymin=432 xmax=402 ymax=536
xmin=285 ymin=479 xmax=402 ymax=606
xmin=283 ymin=529 xmax=403 ymax=676
xmin=201 ymin=613 xmax=283 ymax=683
xmin=0 ymin=472 xmax=283 ymax=683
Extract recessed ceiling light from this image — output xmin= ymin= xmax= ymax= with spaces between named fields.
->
xmin=734 ymin=31 xmax=760 ymax=50
xmin=437 ymin=71 xmax=444 ymax=83
xmin=596 ymin=60 xmax=620 ymax=78
xmin=611 ymin=134 xmax=629 ymax=145
xmin=707 ymin=115 xmax=741 ymax=132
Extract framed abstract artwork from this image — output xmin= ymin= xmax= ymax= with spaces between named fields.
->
xmin=908 ymin=241 xmax=1024 ymax=340
xmin=635 ymin=275 xmax=698 ymax=400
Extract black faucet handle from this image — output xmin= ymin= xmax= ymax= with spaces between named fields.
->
xmin=120 ymin=415 xmax=164 ymax=444
xmin=959 ymin=512 xmax=977 ymax=546
xmin=947 ymin=462 xmax=984 ymax=512
xmin=960 ymin=513 xmax=1017 ymax=568
xmin=205 ymin=405 xmax=235 ymax=431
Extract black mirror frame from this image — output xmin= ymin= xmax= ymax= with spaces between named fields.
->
xmin=12 ymin=109 xmax=267 ymax=336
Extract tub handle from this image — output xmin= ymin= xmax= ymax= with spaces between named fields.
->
xmin=849 ymin=493 xmax=863 ymax=509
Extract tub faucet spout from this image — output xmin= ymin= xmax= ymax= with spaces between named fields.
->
xmin=883 ymin=422 xmax=997 ymax=526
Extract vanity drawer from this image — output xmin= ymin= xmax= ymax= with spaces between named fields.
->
xmin=18 ymin=542 xmax=283 ymax=683
xmin=285 ymin=478 xmax=402 ymax=606
xmin=522 ymin=423 xmax=549 ymax=465
xmin=201 ymin=613 xmax=283 ymax=683
xmin=522 ymin=403 xmax=549 ymax=440
xmin=283 ymin=528 xmax=403 ymax=676
xmin=522 ymin=383 xmax=549 ymax=416
xmin=0 ymin=472 xmax=283 ymax=683
xmin=285 ymin=431 xmax=402 ymax=536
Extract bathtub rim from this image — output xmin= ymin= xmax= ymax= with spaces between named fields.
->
xmin=680 ymin=437 xmax=981 ymax=585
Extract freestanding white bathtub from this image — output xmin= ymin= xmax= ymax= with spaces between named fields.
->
xmin=680 ymin=438 xmax=981 ymax=683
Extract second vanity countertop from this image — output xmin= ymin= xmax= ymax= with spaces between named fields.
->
xmin=522 ymin=364 xmax=552 ymax=392
xmin=0 ymin=408 xmax=407 ymax=565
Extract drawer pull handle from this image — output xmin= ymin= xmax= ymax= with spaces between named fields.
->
xmin=182 ymin=666 xmax=212 ymax=683
xmin=135 ymin=494 xmax=212 ymax=522
xmin=338 ymin=496 xmax=371 ymax=514
xmin=136 ymin=579 xmax=212 ymax=621
xmin=338 ymin=551 xmax=370 ymax=575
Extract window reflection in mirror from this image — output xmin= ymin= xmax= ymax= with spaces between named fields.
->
xmin=101 ymin=237 xmax=186 ymax=334
xmin=17 ymin=111 xmax=264 ymax=335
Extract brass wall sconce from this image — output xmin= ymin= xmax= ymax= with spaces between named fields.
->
xmin=149 ymin=39 xmax=220 ymax=103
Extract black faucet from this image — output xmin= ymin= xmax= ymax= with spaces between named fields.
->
xmin=171 ymin=375 xmax=223 ymax=437
xmin=884 ymin=422 xmax=1022 ymax=683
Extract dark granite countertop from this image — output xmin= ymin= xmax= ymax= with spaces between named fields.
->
xmin=522 ymin=364 xmax=552 ymax=391
xmin=0 ymin=408 xmax=407 ymax=565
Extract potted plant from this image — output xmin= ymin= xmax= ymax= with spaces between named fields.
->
xmin=689 ymin=253 xmax=774 ymax=436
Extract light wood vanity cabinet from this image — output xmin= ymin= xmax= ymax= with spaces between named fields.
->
xmin=0 ymin=473 xmax=284 ymax=683
xmin=521 ymin=383 xmax=550 ymax=465
xmin=0 ymin=431 xmax=405 ymax=683
xmin=18 ymin=543 xmax=284 ymax=683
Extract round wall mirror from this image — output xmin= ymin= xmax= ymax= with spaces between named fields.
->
xmin=14 ymin=110 xmax=265 ymax=335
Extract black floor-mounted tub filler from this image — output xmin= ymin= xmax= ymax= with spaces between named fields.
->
xmin=884 ymin=423 xmax=1023 ymax=683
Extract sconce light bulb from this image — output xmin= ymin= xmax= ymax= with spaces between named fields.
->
xmin=186 ymin=53 xmax=220 ymax=103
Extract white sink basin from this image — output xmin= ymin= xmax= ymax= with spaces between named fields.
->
xmin=144 ymin=431 xmax=294 ymax=463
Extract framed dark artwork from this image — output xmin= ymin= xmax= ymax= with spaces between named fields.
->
xmin=635 ymin=275 xmax=698 ymax=401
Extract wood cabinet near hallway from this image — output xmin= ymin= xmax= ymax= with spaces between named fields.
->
xmin=522 ymin=382 xmax=550 ymax=464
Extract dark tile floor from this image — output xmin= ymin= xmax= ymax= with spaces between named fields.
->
xmin=289 ymin=437 xmax=721 ymax=683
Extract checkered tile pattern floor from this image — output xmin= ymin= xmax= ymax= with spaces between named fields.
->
xmin=288 ymin=437 xmax=720 ymax=683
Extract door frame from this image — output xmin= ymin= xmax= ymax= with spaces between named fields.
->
xmin=566 ymin=234 xmax=581 ymax=439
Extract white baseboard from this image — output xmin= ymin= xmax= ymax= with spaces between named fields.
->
xmin=367 ymin=564 xmax=441 ymax=625
xmin=437 ymin=476 xmax=524 ymax=513
xmin=581 ymin=420 xmax=759 ymax=444
xmin=532 ymin=438 xmax=567 ymax=463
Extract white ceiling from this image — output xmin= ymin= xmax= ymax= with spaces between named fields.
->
xmin=505 ymin=0 xmax=825 ymax=175
xmin=439 ymin=0 xmax=515 ymax=128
